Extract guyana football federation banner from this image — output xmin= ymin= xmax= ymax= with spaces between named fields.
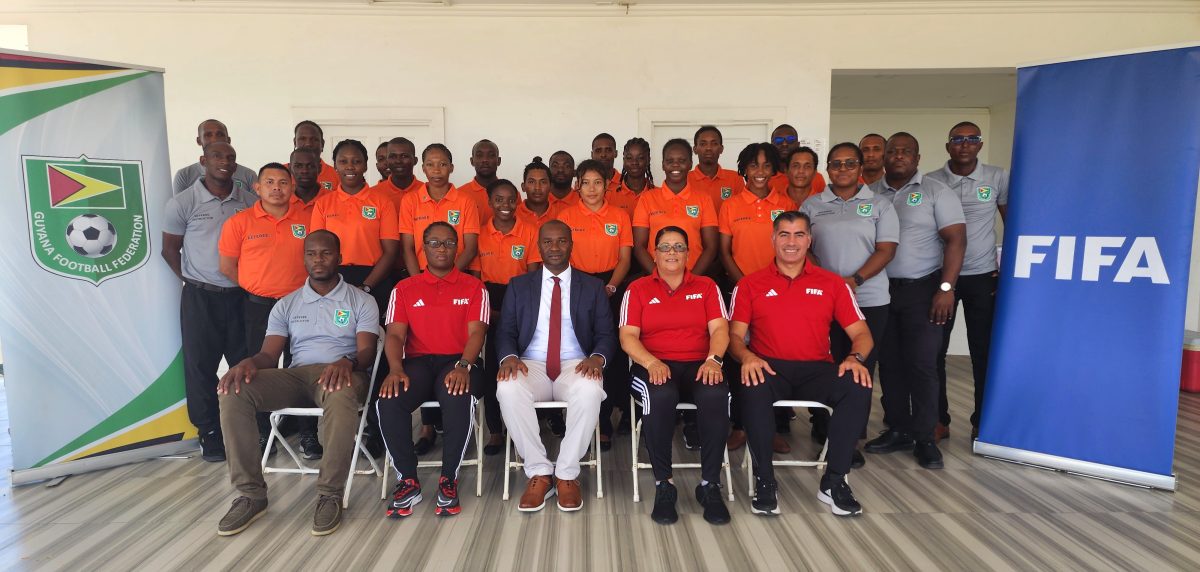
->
xmin=974 ymin=45 xmax=1200 ymax=490
xmin=0 ymin=50 xmax=194 ymax=483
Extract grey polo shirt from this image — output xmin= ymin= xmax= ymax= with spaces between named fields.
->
xmin=162 ymin=178 xmax=258 ymax=287
xmin=171 ymin=162 xmax=258 ymax=196
xmin=266 ymin=276 xmax=380 ymax=368
xmin=870 ymin=172 xmax=965 ymax=280
xmin=800 ymin=185 xmax=900 ymax=307
xmin=925 ymin=161 xmax=1008 ymax=275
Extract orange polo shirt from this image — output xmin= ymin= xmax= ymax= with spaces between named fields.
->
xmin=309 ymin=185 xmax=399 ymax=267
xmin=458 ymin=178 xmax=494 ymax=224
xmin=609 ymin=172 xmax=622 ymax=194
xmin=608 ymin=179 xmax=654 ymax=217
xmin=294 ymin=187 xmax=331 ymax=219
xmin=372 ymin=177 xmax=424 ymax=212
xmin=632 ymin=184 xmax=718 ymax=270
xmin=548 ymin=190 xmax=581 ymax=209
xmin=718 ymin=189 xmax=798 ymax=276
xmin=473 ymin=218 xmax=542 ymax=284
xmin=688 ymin=166 xmax=747 ymax=212
xmin=556 ymin=201 xmax=634 ymax=274
xmin=515 ymin=201 xmax=564 ymax=229
xmin=218 ymin=197 xmax=311 ymax=299
xmin=317 ymin=161 xmax=339 ymax=192
xmin=769 ymin=171 xmax=826 ymax=202
xmin=398 ymin=185 xmax=481 ymax=269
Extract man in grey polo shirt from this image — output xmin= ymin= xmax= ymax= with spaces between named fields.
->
xmin=216 ymin=229 xmax=379 ymax=537
xmin=925 ymin=121 xmax=1009 ymax=441
xmin=863 ymin=132 xmax=965 ymax=470
xmin=171 ymin=119 xmax=257 ymax=195
xmin=162 ymin=141 xmax=258 ymax=463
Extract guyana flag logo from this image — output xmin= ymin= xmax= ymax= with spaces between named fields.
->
xmin=23 ymin=155 xmax=149 ymax=285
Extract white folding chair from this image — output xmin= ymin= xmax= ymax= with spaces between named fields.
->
xmin=742 ymin=400 xmax=832 ymax=497
xmin=379 ymin=400 xmax=486 ymax=498
xmin=261 ymin=326 xmax=387 ymax=509
xmin=629 ymin=396 xmax=734 ymax=502
xmin=502 ymin=402 xmax=603 ymax=500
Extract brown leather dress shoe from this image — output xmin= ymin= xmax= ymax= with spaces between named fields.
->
xmin=518 ymin=475 xmax=555 ymax=512
xmin=556 ymin=479 xmax=583 ymax=511
xmin=773 ymin=434 xmax=791 ymax=454
xmin=726 ymin=429 xmax=747 ymax=451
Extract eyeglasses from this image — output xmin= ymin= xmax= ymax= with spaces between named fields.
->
xmin=771 ymin=135 xmax=798 ymax=145
xmin=655 ymin=243 xmax=689 ymax=253
xmin=949 ymin=135 xmax=983 ymax=145
xmin=424 ymin=239 xmax=458 ymax=250
xmin=828 ymin=159 xmax=862 ymax=171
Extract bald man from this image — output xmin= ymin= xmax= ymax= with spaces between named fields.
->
xmin=172 ymin=119 xmax=258 ymax=195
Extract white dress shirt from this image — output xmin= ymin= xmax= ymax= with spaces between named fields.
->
xmin=523 ymin=266 xmax=586 ymax=362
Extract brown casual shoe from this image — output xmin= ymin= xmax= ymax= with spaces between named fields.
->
xmin=518 ymin=475 xmax=555 ymax=512
xmin=217 ymin=496 xmax=267 ymax=536
xmin=726 ymin=429 xmax=747 ymax=451
xmin=773 ymin=434 xmax=791 ymax=454
xmin=311 ymin=494 xmax=342 ymax=536
xmin=557 ymin=479 xmax=583 ymax=512
xmin=934 ymin=423 xmax=950 ymax=442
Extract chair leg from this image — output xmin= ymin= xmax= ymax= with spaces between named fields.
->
xmin=502 ymin=435 xmax=512 ymax=502
xmin=631 ymin=397 xmax=640 ymax=503
xmin=594 ymin=423 xmax=604 ymax=499
xmin=745 ymin=447 xmax=754 ymax=498
xmin=723 ymin=446 xmax=734 ymax=502
xmin=475 ymin=407 xmax=484 ymax=498
xmin=260 ymin=412 xmax=280 ymax=472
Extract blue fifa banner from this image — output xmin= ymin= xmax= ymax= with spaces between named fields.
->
xmin=974 ymin=46 xmax=1200 ymax=489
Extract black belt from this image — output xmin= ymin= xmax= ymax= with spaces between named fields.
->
xmin=245 ymin=293 xmax=280 ymax=305
xmin=889 ymin=271 xmax=940 ymax=286
xmin=183 ymin=278 xmax=242 ymax=294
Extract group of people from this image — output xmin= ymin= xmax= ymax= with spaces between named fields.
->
xmin=161 ymin=117 xmax=1007 ymax=537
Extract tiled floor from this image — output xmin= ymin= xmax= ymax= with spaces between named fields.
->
xmin=0 ymin=358 xmax=1196 ymax=571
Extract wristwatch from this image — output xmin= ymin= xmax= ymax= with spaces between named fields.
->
xmin=361 ymin=284 xmax=373 ymax=294
xmin=850 ymin=352 xmax=867 ymax=364
xmin=939 ymin=281 xmax=954 ymax=292
xmin=852 ymin=273 xmax=865 ymax=286
xmin=707 ymin=354 xmax=724 ymax=367
xmin=454 ymin=359 xmax=473 ymax=371
xmin=343 ymin=354 xmax=359 ymax=368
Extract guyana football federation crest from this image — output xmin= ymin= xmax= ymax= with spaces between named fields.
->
xmin=291 ymin=224 xmax=307 ymax=238
xmin=857 ymin=203 xmax=874 ymax=217
xmin=977 ymin=186 xmax=994 ymax=202
xmin=770 ymin=210 xmax=785 ymax=221
xmin=23 ymin=155 xmax=150 ymax=285
xmin=685 ymin=205 xmax=700 ymax=218
xmin=906 ymin=192 xmax=923 ymax=206
xmin=604 ymin=223 xmax=619 ymax=236
xmin=448 ymin=210 xmax=462 ymax=225
xmin=721 ymin=187 xmax=733 ymax=200
xmin=361 ymin=206 xmax=377 ymax=220
xmin=333 ymin=309 xmax=351 ymax=327
xmin=511 ymin=245 xmax=526 ymax=260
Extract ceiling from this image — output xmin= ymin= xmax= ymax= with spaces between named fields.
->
xmin=831 ymin=69 xmax=1017 ymax=109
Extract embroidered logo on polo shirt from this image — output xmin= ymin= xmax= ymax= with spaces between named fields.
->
xmin=721 ymin=187 xmax=732 ymax=199
xmin=770 ymin=210 xmax=785 ymax=221
xmin=604 ymin=223 xmax=619 ymax=236
xmin=685 ymin=205 xmax=700 ymax=218
xmin=648 ymin=297 xmax=661 ymax=304
xmin=362 ymin=206 xmax=377 ymax=220
xmin=805 ymin=288 xmax=824 ymax=296
xmin=906 ymin=192 xmax=923 ymax=206
xmin=511 ymin=245 xmax=526 ymax=260
xmin=685 ymin=293 xmax=703 ymax=300
xmin=291 ymin=224 xmax=307 ymax=238
xmin=447 ymin=210 xmax=461 ymax=225
xmin=413 ymin=299 xmax=425 ymax=307
xmin=857 ymin=204 xmax=874 ymax=217
xmin=977 ymin=186 xmax=993 ymax=201
xmin=333 ymin=309 xmax=351 ymax=327
xmin=321 ymin=181 xmax=333 ymax=190
xmin=765 ymin=289 xmax=779 ymax=297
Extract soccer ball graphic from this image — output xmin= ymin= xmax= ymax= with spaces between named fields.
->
xmin=65 ymin=213 xmax=118 ymax=258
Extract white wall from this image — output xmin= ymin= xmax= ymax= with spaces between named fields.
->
xmin=830 ymin=108 xmax=995 ymax=167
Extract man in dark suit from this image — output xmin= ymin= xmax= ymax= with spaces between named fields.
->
xmin=496 ymin=220 xmax=616 ymax=513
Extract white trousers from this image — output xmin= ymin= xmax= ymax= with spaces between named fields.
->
xmin=496 ymin=359 xmax=606 ymax=480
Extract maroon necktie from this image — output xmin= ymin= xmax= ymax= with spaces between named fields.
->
xmin=547 ymin=276 xmax=562 ymax=381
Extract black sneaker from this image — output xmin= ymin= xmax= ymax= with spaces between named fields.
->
xmin=386 ymin=478 xmax=422 ymax=518
xmin=851 ymin=448 xmax=866 ymax=469
xmin=300 ymin=433 xmax=323 ymax=460
xmin=200 ymin=430 xmax=226 ymax=463
xmin=617 ymin=408 xmax=633 ymax=435
xmin=695 ymin=482 xmax=731 ymax=525
xmin=863 ymin=429 xmax=915 ymax=454
xmin=547 ymin=412 xmax=566 ymax=438
xmin=650 ymin=481 xmax=678 ymax=525
xmin=435 ymin=476 xmax=461 ymax=516
xmin=258 ymin=434 xmax=276 ymax=458
xmin=682 ymin=423 xmax=700 ymax=451
xmin=434 ymin=422 xmax=444 ymax=435
xmin=751 ymin=478 xmax=780 ymax=516
xmin=414 ymin=433 xmax=437 ymax=456
xmin=914 ymin=440 xmax=945 ymax=469
xmin=818 ymin=475 xmax=863 ymax=517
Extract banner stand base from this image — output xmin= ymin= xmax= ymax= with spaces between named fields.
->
xmin=11 ymin=439 xmax=198 ymax=487
xmin=973 ymin=440 xmax=1176 ymax=491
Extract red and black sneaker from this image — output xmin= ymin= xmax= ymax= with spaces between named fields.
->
xmin=434 ymin=476 xmax=461 ymax=516
xmin=386 ymin=478 xmax=421 ymax=518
